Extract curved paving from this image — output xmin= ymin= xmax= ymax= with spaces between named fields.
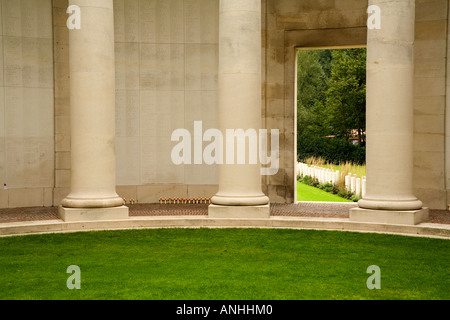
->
xmin=1 ymin=202 xmax=449 ymax=224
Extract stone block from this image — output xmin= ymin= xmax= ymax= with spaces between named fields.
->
xmin=2 ymin=0 xmax=52 ymax=39
xmin=55 ymin=170 xmax=71 ymax=188
xmin=139 ymin=0 xmax=184 ymax=44
xmin=115 ymin=42 xmax=140 ymax=90
xmin=116 ymin=136 xmax=140 ymax=186
xmin=3 ymin=37 xmax=53 ymax=88
xmin=415 ymin=20 xmax=447 ymax=41
xmin=208 ymin=204 xmax=270 ymax=219
xmin=414 ymin=39 xmax=446 ymax=59
xmin=8 ymin=188 xmax=44 ymax=208
xmin=53 ymin=187 xmax=70 ymax=206
xmin=267 ymin=184 xmax=286 ymax=203
xmin=350 ymin=207 xmax=429 ymax=225
xmin=414 ymin=76 xmax=446 ymax=97
xmin=58 ymin=205 xmax=129 ymax=222
xmin=414 ymin=58 xmax=446 ymax=78
xmin=414 ymin=96 xmax=445 ymax=115
xmin=0 ymin=189 xmax=8 ymax=208
xmin=137 ymin=184 xmax=188 ymax=204
xmin=413 ymin=133 xmax=444 ymax=153
xmin=184 ymin=91 xmax=218 ymax=125
xmin=114 ymin=0 xmax=140 ymax=43
xmin=185 ymin=0 xmax=219 ymax=44
xmin=185 ymin=44 xmax=218 ymax=91
xmin=415 ymin=188 xmax=447 ymax=210
xmin=115 ymin=90 xmax=140 ymax=137
xmin=55 ymin=133 xmax=71 ymax=152
xmin=416 ymin=0 xmax=448 ymax=22
xmin=56 ymin=152 xmax=71 ymax=170
xmin=140 ymin=44 xmax=185 ymax=91
xmin=5 ymin=138 xmax=54 ymax=188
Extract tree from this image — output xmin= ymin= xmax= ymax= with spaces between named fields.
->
xmin=325 ymin=49 xmax=366 ymax=145
xmin=296 ymin=48 xmax=366 ymax=164
xmin=296 ymin=50 xmax=330 ymax=137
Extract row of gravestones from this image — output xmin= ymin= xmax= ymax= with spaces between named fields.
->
xmin=297 ymin=163 xmax=366 ymax=198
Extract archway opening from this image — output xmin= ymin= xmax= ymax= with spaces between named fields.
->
xmin=295 ymin=47 xmax=367 ymax=203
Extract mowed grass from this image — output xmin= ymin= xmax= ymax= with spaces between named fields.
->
xmin=0 ymin=228 xmax=448 ymax=300
xmin=297 ymin=181 xmax=353 ymax=202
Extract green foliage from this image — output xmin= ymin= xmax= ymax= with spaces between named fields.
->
xmin=322 ymin=182 xmax=334 ymax=193
xmin=297 ymin=48 xmax=367 ymax=164
xmin=325 ymin=49 xmax=366 ymax=142
xmin=337 ymin=189 xmax=351 ymax=199
xmin=298 ymin=132 xmax=366 ymax=165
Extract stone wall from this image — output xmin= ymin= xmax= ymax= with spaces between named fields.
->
xmin=53 ymin=0 xmax=221 ymax=206
xmin=413 ymin=0 xmax=448 ymax=210
xmin=113 ymin=0 xmax=220 ymax=203
xmin=0 ymin=0 xmax=54 ymax=208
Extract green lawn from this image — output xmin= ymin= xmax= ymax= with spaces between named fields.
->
xmin=0 ymin=228 xmax=448 ymax=300
xmin=297 ymin=181 xmax=353 ymax=202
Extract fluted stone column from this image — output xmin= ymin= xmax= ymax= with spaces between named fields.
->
xmin=208 ymin=0 xmax=270 ymax=218
xmin=59 ymin=0 xmax=128 ymax=222
xmin=350 ymin=0 xmax=428 ymax=225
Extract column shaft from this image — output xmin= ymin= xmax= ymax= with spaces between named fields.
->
xmin=210 ymin=0 xmax=269 ymax=208
xmin=61 ymin=0 xmax=124 ymax=209
xmin=352 ymin=0 xmax=428 ymax=224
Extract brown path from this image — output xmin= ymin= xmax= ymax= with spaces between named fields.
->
xmin=0 ymin=202 xmax=449 ymax=225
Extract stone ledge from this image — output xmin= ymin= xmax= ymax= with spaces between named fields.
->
xmin=1 ymin=216 xmax=449 ymax=239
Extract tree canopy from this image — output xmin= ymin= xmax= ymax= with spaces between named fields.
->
xmin=297 ymin=48 xmax=366 ymax=164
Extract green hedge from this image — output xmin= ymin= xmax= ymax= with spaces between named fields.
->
xmin=298 ymin=134 xmax=366 ymax=165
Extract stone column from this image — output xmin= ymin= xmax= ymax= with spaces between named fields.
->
xmin=208 ymin=0 xmax=270 ymax=218
xmin=59 ymin=0 xmax=128 ymax=222
xmin=350 ymin=0 xmax=428 ymax=225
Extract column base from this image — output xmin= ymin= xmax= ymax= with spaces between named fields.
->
xmin=208 ymin=204 xmax=270 ymax=219
xmin=58 ymin=205 xmax=129 ymax=222
xmin=350 ymin=207 xmax=429 ymax=225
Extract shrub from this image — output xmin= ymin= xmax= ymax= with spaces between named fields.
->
xmin=298 ymin=134 xmax=366 ymax=165
xmin=300 ymin=175 xmax=313 ymax=186
xmin=337 ymin=189 xmax=354 ymax=199
xmin=337 ymin=189 xmax=348 ymax=198
xmin=323 ymin=183 xmax=333 ymax=193
xmin=331 ymin=184 xmax=339 ymax=194
xmin=311 ymin=178 xmax=320 ymax=188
